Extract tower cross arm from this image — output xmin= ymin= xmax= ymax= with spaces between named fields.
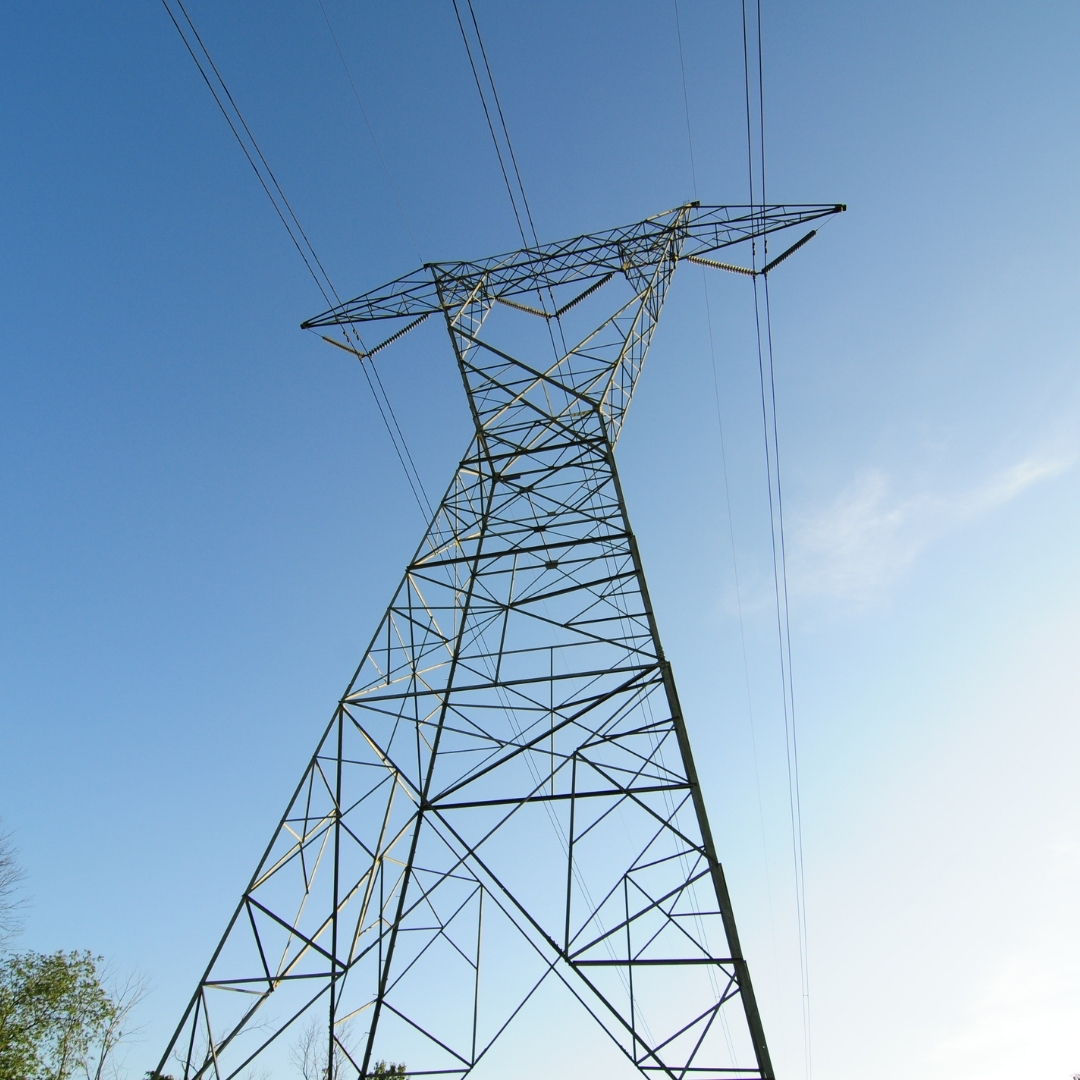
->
xmin=299 ymin=266 xmax=441 ymax=328
xmin=300 ymin=202 xmax=845 ymax=329
xmin=682 ymin=202 xmax=845 ymax=258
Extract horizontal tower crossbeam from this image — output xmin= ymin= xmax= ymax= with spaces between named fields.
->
xmin=300 ymin=203 xmax=844 ymax=328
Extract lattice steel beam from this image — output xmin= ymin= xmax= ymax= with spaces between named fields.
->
xmin=159 ymin=201 xmax=843 ymax=1080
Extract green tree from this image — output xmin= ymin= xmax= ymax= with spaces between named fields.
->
xmin=0 ymin=950 xmax=114 ymax=1080
xmin=1 ymin=826 xmax=145 ymax=1080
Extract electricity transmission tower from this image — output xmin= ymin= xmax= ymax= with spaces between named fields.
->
xmin=159 ymin=201 xmax=843 ymax=1080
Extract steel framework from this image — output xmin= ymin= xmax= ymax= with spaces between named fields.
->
xmin=159 ymin=201 xmax=844 ymax=1080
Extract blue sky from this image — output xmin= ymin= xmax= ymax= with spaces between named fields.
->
xmin=1 ymin=2 xmax=1078 ymax=1078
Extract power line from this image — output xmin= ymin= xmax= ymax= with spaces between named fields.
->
xmin=674 ymin=0 xmax=788 ymax=1035
xmin=310 ymin=0 xmax=434 ymax=517
xmin=313 ymin=0 xmax=423 ymax=263
xmin=358 ymin=358 xmax=434 ymax=519
xmin=676 ymin=0 xmax=788 ymax=1047
xmin=161 ymin=0 xmax=338 ymax=309
xmin=673 ymin=0 xmax=699 ymax=200
xmin=465 ymin=0 xmax=541 ymax=249
xmin=759 ymin=269 xmax=811 ymax=1078
xmin=740 ymin=3 xmax=813 ymax=1075
xmin=159 ymin=0 xmax=433 ymax=520
xmin=450 ymin=0 xmax=531 ymax=250
xmin=450 ymin=0 xmax=566 ymax=358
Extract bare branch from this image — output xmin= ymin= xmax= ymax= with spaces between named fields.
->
xmin=81 ymin=967 xmax=151 ymax=1080
xmin=0 ymin=820 xmax=27 ymax=946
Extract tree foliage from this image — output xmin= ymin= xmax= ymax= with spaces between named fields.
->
xmin=0 ymin=950 xmax=114 ymax=1080
xmin=0 ymin=827 xmax=144 ymax=1080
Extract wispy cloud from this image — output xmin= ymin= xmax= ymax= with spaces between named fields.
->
xmin=790 ymin=452 xmax=1075 ymax=603
xmin=960 ymin=456 xmax=1072 ymax=516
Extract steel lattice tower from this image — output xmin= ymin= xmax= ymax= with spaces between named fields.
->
xmin=159 ymin=202 xmax=843 ymax=1080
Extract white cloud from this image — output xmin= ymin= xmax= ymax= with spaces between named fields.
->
xmin=790 ymin=452 xmax=1075 ymax=603
xmin=960 ymin=455 xmax=1073 ymax=516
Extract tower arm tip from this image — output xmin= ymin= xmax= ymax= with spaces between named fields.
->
xmin=301 ymin=266 xmax=440 ymax=328
xmin=682 ymin=203 xmax=846 ymax=257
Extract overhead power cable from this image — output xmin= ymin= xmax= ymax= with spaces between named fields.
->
xmin=674 ymin=9 xmax=766 ymax=1058
xmin=450 ymin=0 xmax=566 ymax=359
xmin=673 ymin=0 xmax=698 ymax=200
xmin=159 ymin=0 xmax=433 ymax=520
xmin=313 ymin=0 xmax=423 ymax=263
xmin=673 ymin=0 xmax=784 ymax=1030
xmin=160 ymin=0 xmax=337 ymax=309
xmin=758 ymin=270 xmax=812 ymax=1075
xmin=741 ymin=3 xmax=813 ymax=1076
xmin=450 ymin=0 xmax=536 ymax=250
